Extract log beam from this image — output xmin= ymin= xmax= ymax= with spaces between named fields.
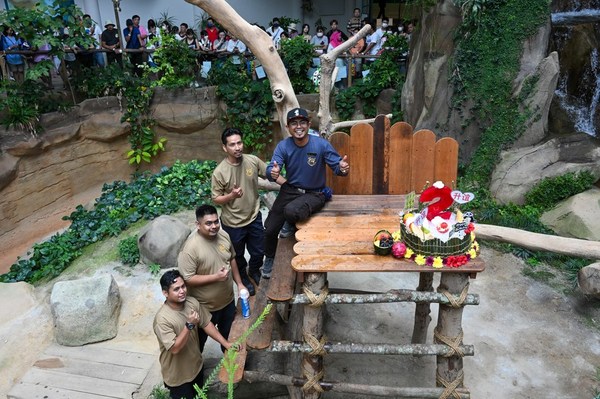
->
xmin=243 ymin=371 xmax=471 ymax=398
xmin=476 ymin=223 xmax=600 ymax=260
xmin=269 ymin=341 xmax=475 ymax=356
xmin=289 ymin=288 xmax=479 ymax=306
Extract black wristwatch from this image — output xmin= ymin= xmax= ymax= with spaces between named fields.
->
xmin=185 ymin=322 xmax=195 ymax=330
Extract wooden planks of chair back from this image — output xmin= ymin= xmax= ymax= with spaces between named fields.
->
xmin=326 ymin=115 xmax=458 ymax=195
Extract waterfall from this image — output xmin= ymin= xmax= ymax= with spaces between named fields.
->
xmin=555 ymin=48 xmax=600 ymax=137
xmin=552 ymin=8 xmax=600 ymax=25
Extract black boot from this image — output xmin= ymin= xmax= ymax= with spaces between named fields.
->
xmin=238 ymin=266 xmax=256 ymax=296
xmin=249 ymin=268 xmax=261 ymax=286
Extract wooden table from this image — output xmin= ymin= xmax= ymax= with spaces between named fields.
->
xmin=292 ymin=195 xmax=484 ymax=398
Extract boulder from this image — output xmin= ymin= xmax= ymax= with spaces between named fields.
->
xmin=79 ymin=111 xmax=130 ymax=142
xmin=77 ymin=97 xmax=122 ymax=118
xmin=540 ymin=187 xmax=600 ymax=241
xmin=138 ymin=215 xmax=191 ymax=269
xmin=490 ymin=134 xmax=600 ymax=204
xmin=50 ymin=274 xmax=121 ymax=346
xmin=151 ymin=87 xmax=219 ymax=133
xmin=578 ymin=262 xmax=600 ymax=299
xmin=5 ymin=136 xmax=43 ymax=156
xmin=512 ymin=52 xmax=560 ymax=148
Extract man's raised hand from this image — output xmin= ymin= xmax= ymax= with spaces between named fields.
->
xmin=339 ymin=155 xmax=350 ymax=174
xmin=271 ymin=161 xmax=281 ymax=180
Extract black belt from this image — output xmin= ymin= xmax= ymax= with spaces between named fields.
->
xmin=289 ymin=184 xmax=322 ymax=194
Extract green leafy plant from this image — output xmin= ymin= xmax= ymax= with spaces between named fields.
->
xmin=192 ymin=304 xmax=273 ymax=399
xmin=336 ymin=34 xmax=408 ymax=121
xmin=149 ymin=263 xmax=162 ymax=275
xmin=148 ymin=384 xmax=170 ymax=399
xmin=0 ymin=160 xmax=216 ymax=283
xmin=118 ymin=236 xmax=140 ymax=266
xmin=525 ymin=171 xmax=596 ymax=210
xmin=147 ymin=32 xmax=198 ymax=88
xmin=208 ymin=59 xmax=274 ymax=154
xmin=280 ymin=36 xmax=316 ymax=94
xmin=72 ymin=63 xmax=126 ymax=98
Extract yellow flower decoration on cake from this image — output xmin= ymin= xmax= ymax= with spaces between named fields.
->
xmin=432 ymin=257 xmax=444 ymax=268
xmin=404 ymin=248 xmax=414 ymax=259
xmin=414 ymin=254 xmax=426 ymax=266
xmin=469 ymin=249 xmax=477 ymax=259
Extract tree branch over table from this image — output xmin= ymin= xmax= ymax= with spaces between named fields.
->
xmin=318 ymin=24 xmax=372 ymax=137
xmin=185 ymin=0 xmax=298 ymax=137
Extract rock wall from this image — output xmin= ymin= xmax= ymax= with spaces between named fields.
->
xmin=0 ymin=87 xmax=226 ymax=274
xmin=402 ymin=1 xmax=556 ymax=161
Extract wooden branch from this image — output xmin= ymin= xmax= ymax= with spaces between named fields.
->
xmin=185 ymin=0 xmax=297 ymax=137
xmin=476 ymin=223 xmax=600 ymax=260
xmin=289 ymin=288 xmax=479 ymax=306
xmin=270 ymin=341 xmax=475 ymax=356
xmin=243 ymin=371 xmax=472 ymax=397
xmin=331 ymin=113 xmax=393 ymax=133
xmin=318 ymin=25 xmax=373 ymax=136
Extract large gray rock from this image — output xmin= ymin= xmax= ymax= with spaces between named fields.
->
xmin=138 ymin=215 xmax=191 ymax=269
xmin=490 ymin=134 xmax=600 ymax=204
xmin=512 ymin=51 xmax=560 ymax=148
xmin=540 ymin=187 xmax=600 ymax=240
xmin=50 ymin=274 xmax=121 ymax=346
xmin=578 ymin=262 xmax=600 ymax=298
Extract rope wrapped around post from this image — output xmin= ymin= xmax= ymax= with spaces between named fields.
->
xmin=433 ymin=327 xmax=465 ymax=358
xmin=302 ymin=363 xmax=325 ymax=393
xmin=436 ymin=369 xmax=464 ymax=399
xmin=302 ymin=281 xmax=329 ymax=307
xmin=438 ymin=283 xmax=469 ymax=308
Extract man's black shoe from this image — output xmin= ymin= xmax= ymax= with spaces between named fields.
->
xmin=249 ymin=269 xmax=261 ymax=286
xmin=241 ymin=275 xmax=256 ymax=296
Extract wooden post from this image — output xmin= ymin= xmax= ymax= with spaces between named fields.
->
xmin=412 ymin=272 xmax=434 ymax=344
xmin=301 ymin=272 xmax=326 ymax=399
xmin=435 ymin=273 xmax=469 ymax=395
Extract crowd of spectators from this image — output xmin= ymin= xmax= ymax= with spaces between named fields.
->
xmin=0 ymin=8 xmax=417 ymax=87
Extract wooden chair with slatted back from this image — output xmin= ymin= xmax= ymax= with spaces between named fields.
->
xmin=326 ymin=115 xmax=459 ymax=195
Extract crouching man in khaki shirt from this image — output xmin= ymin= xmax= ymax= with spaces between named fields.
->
xmin=153 ymin=269 xmax=233 ymax=399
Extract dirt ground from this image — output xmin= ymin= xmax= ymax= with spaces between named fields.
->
xmin=1 ymin=213 xmax=600 ymax=398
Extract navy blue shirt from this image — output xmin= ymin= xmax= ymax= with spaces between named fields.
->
xmin=267 ymin=135 xmax=344 ymax=190
xmin=124 ymin=26 xmax=141 ymax=49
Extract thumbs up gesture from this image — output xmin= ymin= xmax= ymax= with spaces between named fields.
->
xmin=271 ymin=161 xmax=281 ymax=180
xmin=339 ymin=155 xmax=350 ymax=174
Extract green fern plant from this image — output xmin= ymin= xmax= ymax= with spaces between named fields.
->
xmin=193 ymin=304 xmax=273 ymax=399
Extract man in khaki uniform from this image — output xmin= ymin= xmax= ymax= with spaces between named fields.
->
xmin=212 ymin=128 xmax=286 ymax=295
xmin=153 ymin=269 xmax=232 ymax=399
xmin=178 ymin=204 xmax=244 ymax=352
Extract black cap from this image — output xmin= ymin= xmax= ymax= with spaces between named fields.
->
xmin=286 ymin=108 xmax=309 ymax=123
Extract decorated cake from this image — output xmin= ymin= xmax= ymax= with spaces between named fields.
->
xmin=390 ymin=181 xmax=479 ymax=268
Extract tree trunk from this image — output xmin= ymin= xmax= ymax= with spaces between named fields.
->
xmin=185 ymin=0 xmax=297 ymax=137
xmin=318 ymin=25 xmax=373 ymax=136
xmin=476 ymin=223 xmax=600 ymax=259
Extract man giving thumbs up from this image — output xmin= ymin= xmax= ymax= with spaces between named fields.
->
xmin=262 ymin=108 xmax=350 ymax=278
